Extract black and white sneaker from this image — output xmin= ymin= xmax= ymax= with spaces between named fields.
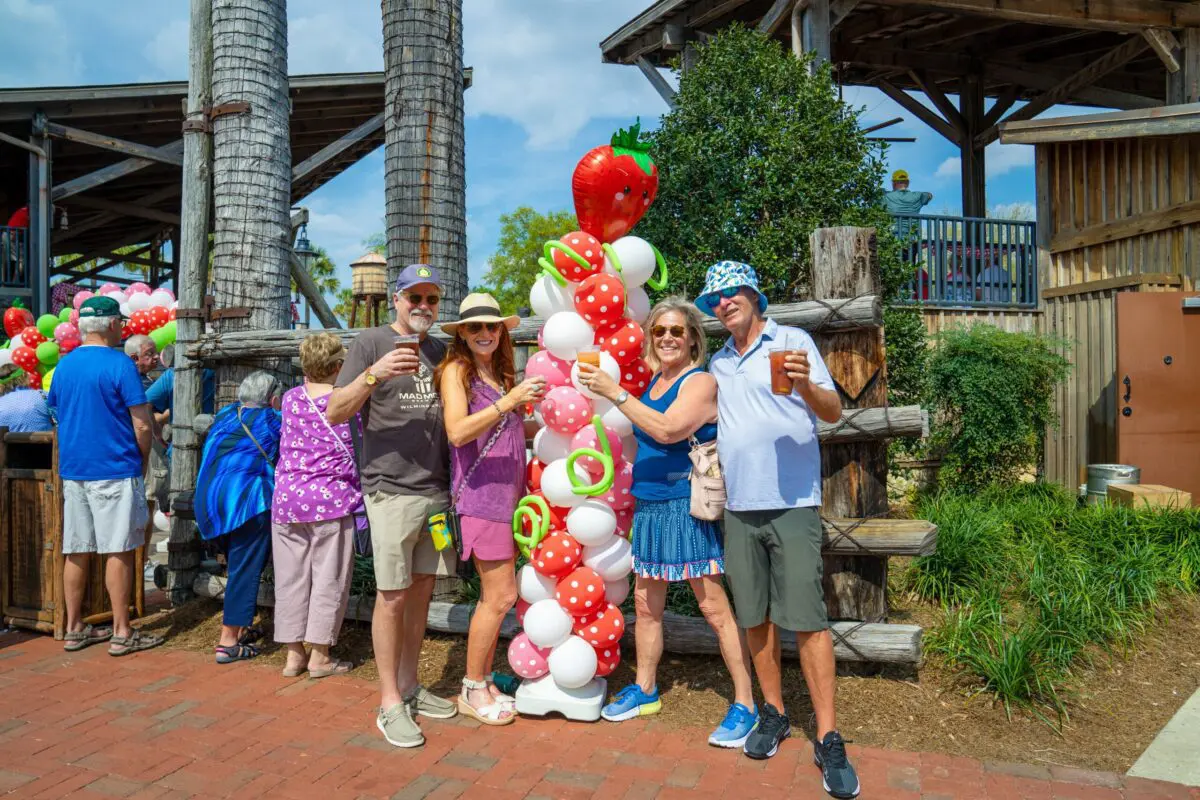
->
xmin=742 ymin=702 xmax=790 ymax=759
xmin=814 ymin=730 xmax=861 ymax=798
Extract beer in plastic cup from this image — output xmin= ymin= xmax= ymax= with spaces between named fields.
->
xmin=769 ymin=348 xmax=795 ymax=396
xmin=394 ymin=334 xmax=420 ymax=354
xmin=577 ymin=345 xmax=601 ymax=367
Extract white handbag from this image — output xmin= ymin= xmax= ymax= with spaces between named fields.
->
xmin=687 ymin=436 xmax=726 ymax=521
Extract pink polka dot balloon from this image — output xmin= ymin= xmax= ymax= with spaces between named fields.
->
xmin=594 ymin=644 xmax=622 ymax=678
xmin=599 ymin=459 xmax=635 ymax=511
xmin=552 ymin=231 xmax=604 ymax=283
xmin=615 ymin=507 xmax=634 ymax=538
xmin=507 ymin=632 xmax=550 ymax=680
xmin=127 ymin=282 xmax=152 ymax=296
xmin=68 ymin=309 xmax=79 ymax=327
xmin=96 ymin=283 xmax=120 ymax=296
xmin=72 ymin=290 xmax=94 ymax=310
xmin=570 ymin=423 xmax=623 ymax=478
xmin=525 ymin=350 xmax=572 ymax=389
xmin=540 ymin=385 xmax=593 ymax=436
xmin=573 ymin=273 xmax=626 ymax=329
xmin=595 ymin=318 xmax=645 ymax=366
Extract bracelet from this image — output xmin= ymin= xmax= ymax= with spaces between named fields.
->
xmin=492 ymin=401 xmax=505 ymax=417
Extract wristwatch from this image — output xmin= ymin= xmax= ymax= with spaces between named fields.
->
xmin=614 ymin=390 xmax=630 ymax=407
xmin=364 ymin=370 xmax=379 ymax=387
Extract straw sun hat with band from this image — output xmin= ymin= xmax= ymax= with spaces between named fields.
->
xmin=440 ymin=293 xmax=520 ymax=336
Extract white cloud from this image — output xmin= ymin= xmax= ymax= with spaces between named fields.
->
xmin=935 ymin=156 xmax=961 ymax=181
xmin=142 ymin=18 xmax=188 ymax=79
xmin=0 ymin=0 xmax=84 ymax=86
xmin=933 ymin=142 xmax=1035 ymax=184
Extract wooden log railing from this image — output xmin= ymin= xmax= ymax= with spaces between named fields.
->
xmin=192 ymin=573 xmax=922 ymax=664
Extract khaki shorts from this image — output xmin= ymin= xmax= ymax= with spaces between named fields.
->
xmin=723 ymin=506 xmax=828 ymax=632
xmin=364 ymin=491 xmax=456 ymax=591
xmin=63 ymin=477 xmax=149 ymax=555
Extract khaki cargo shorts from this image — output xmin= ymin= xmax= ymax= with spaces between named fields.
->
xmin=364 ymin=491 xmax=456 ymax=591
xmin=723 ymin=506 xmax=828 ymax=632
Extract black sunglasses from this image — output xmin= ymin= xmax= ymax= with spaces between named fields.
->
xmin=405 ymin=293 xmax=441 ymax=306
xmin=463 ymin=321 xmax=501 ymax=334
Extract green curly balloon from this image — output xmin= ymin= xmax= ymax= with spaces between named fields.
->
xmin=512 ymin=494 xmax=551 ymax=558
xmin=601 ymin=242 xmax=623 ymax=274
xmin=565 ymin=416 xmax=615 ymax=497
xmin=540 ymin=240 xmax=594 ymax=287
xmin=646 ymin=242 xmax=670 ymax=292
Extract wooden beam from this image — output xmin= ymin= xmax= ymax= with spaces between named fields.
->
xmin=910 ymin=70 xmax=966 ymax=134
xmin=53 ymin=224 xmax=163 ymax=271
xmin=64 ymin=195 xmax=180 ymax=225
xmin=860 ymin=116 xmax=903 ymax=134
xmin=802 ymin=0 xmax=833 ymax=68
xmin=987 ymin=64 xmax=1161 ymax=110
xmin=52 ymin=243 xmax=157 ymax=280
xmin=52 ymin=185 xmax=181 ymax=245
xmin=0 ymin=130 xmax=46 ymax=157
xmin=875 ymin=79 xmax=960 ymax=144
xmin=58 ymin=271 xmax=138 ymax=287
xmin=1142 ymin=28 xmax=1182 ymax=72
xmin=901 ymin=18 xmax=1010 ymax=51
xmin=870 ymin=0 xmax=1200 ymax=32
xmin=816 ymin=405 xmax=928 ymax=444
xmin=1042 ymin=272 xmax=1184 ymax=299
xmin=960 ymin=74 xmax=987 ymax=218
xmin=1167 ymin=28 xmax=1200 ymax=104
xmin=757 ymin=0 xmax=794 ymax=35
xmin=635 ymin=56 xmax=677 ymax=109
xmin=1001 ymin=101 xmax=1200 ymax=143
xmin=51 ymin=140 xmax=184 ymax=201
xmin=830 ymin=0 xmax=863 ymax=28
xmin=288 ymin=250 xmax=342 ymax=330
xmin=291 ymin=111 xmax=384 ymax=185
xmin=1049 ymin=200 xmax=1200 ymax=254
xmin=44 ymin=121 xmax=184 ymax=166
xmin=982 ymin=84 xmax=1021 ymax=129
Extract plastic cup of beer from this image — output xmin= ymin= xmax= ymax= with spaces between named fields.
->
xmin=769 ymin=347 xmax=795 ymax=395
xmin=394 ymin=334 xmax=420 ymax=354
xmin=577 ymin=345 xmax=601 ymax=367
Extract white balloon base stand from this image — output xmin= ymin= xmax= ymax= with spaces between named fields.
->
xmin=514 ymin=674 xmax=607 ymax=722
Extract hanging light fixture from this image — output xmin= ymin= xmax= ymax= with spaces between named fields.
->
xmin=294 ymin=222 xmax=316 ymax=269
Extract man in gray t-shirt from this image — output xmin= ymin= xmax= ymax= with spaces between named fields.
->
xmin=327 ymin=263 xmax=458 ymax=748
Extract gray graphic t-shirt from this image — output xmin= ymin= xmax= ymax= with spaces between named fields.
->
xmin=335 ymin=325 xmax=449 ymax=499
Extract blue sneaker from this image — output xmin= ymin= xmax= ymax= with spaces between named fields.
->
xmin=708 ymin=702 xmax=758 ymax=748
xmin=601 ymin=684 xmax=661 ymax=722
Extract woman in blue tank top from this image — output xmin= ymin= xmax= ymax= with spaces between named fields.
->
xmin=578 ymin=297 xmax=756 ymax=748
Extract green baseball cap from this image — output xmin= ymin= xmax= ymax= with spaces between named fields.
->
xmin=78 ymin=296 xmax=121 ymax=318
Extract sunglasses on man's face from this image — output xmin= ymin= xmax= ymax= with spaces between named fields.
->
xmin=405 ymin=293 xmax=441 ymax=306
xmin=704 ymin=285 xmax=743 ymax=309
xmin=463 ymin=321 xmax=501 ymax=334
xmin=651 ymin=324 xmax=686 ymax=339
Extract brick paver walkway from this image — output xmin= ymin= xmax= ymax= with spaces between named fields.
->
xmin=1 ymin=630 xmax=1196 ymax=800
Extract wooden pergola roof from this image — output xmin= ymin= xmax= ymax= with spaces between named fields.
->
xmin=0 ymin=72 xmax=387 ymax=276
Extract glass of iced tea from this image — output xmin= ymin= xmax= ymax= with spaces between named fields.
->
xmin=577 ymin=345 xmax=601 ymax=367
xmin=769 ymin=347 xmax=796 ymax=396
xmin=394 ymin=334 xmax=420 ymax=354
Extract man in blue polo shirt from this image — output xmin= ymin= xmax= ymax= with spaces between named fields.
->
xmin=46 ymin=296 xmax=163 ymax=657
xmin=698 ymin=261 xmax=860 ymax=798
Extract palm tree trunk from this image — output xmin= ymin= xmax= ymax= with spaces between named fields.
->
xmin=381 ymin=0 xmax=467 ymax=319
xmin=211 ymin=0 xmax=292 ymax=400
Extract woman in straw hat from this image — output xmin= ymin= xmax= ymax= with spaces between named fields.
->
xmin=436 ymin=293 xmax=546 ymax=725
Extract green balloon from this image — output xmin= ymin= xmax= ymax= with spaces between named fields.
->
xmin=35 ymin=340 xmax=60 ymax=367
xmin=36 ymin=313 xmax=60 ymax=339
xmin=149 ymin=327 xmax=171 ymax=352
xmin=58 ymin=307 xmax=72 ymax=323
xmin=161 ymin=320 xmax=177 ymax=346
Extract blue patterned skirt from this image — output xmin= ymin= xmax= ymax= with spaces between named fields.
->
xmin=630 ymin=496 xmax=725 ymax=581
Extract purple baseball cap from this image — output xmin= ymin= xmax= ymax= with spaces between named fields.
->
xmin=395 ymin=263 xmax=443 ymax=293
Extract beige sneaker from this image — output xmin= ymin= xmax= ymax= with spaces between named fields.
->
xmin=405 ymin=685 xmax=458 ymax=720
xmin=377 ymin=702 xmax=424 ymax=748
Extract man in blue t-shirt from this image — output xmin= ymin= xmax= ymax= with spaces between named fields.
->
xmin=46 ymin=296 xmax=163 ymax=656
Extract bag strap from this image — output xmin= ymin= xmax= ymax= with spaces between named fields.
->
xmin=302 ymin=387 xmax=356 ymax=465
xmin=451 ymin=413 xmax=509 ymax=506
xmin=237 ymin=406 xmax=273 ymax=465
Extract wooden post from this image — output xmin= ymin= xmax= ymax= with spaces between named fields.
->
xmin=810 ymin=227 xmax=888 ymax=623
xmin=27 ymin=112 xmax=51 ymax=315
xmin=1167 ymin=29 xmax=1200 ymax=103
xmin=959 ymin=73 xmax=987 ymax=218
xmin=166 ymin=0 xmax=214 ymax=606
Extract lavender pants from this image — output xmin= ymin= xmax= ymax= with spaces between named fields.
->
xmin=271 ymin=517 xmax=354 ymax=646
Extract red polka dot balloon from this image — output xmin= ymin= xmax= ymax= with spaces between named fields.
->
xmin=168 ymin=308 xmax=177 ymax=322
xmin=148 ymin=306 xmax=170 ymax=330
xmin=619 ymin=358 xmax=652 ymax=396
xmin=555 ymin=566 xmax=606 ymax=615
xmin=615 ymin=507 xmax=634 ymax=539
xmin=579 ymin=602 xmax=626 ymax=647
xmin=552 ymin=231 xmax=604 ymax=282
xmin=11 ymin=346 xmax=38 ymax=374
xmin=526 ymin=458 xmax=545 ymax=493
xmin=19 ymin=326 xmax=46 ymax=349
xmin=521 ymin=490 xmax=566 ymax=535
xmin=531 ymin=529 xmax=583 ymax=578
xmin=594 ymin=644 xmax=621 ymax=677
xmin=26 ymin=370 xmax=42 ymax=390
xmin=599 ymin=460 xmax=636 ymax=511
xmin=516 ymin=597 xmax=531 ymax=626
xmin=572 ymin=607 xmax=603 ymax=635
xmin=595 ymin=319 xmax=645 ymax=366
xmin=573 ymin=273 xmax=626 ymax=329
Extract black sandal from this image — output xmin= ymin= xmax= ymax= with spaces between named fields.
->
xmin=237 ymin=626 xmax=265 ymax=646
xmin=215 ymin=643 xmax=259 ymax=664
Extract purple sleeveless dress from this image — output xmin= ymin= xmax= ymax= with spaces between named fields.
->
xmin=450 ymin=377 xmax=524 ymax=561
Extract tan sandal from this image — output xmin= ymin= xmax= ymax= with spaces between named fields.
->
xmin=458 ymin=678 xmax=515 ymax=726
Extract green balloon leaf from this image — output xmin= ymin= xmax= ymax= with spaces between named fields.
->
xmin=601 ymin=242 xmax=623 ymax=274
xmin=646 ymin=243 xmax=670 ymax=292
xmin=536 ymin=256 xmax=569 ymax=288
xmin=565 ymin=416 xmax=615 ymax=497
xmin=542 ymin=239 xmax=592 ymax=286
xmin=512 ymin=494 xmax=551 ymax=558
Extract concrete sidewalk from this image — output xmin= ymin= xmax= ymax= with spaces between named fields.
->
xmin=1129 ymin=688 xmax=1200 ymax=788
xmin=1 ymin=629 xmax=1198 ymax=799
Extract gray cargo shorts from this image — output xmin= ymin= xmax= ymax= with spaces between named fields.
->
xmin=62 ymin=477 xmax=149 ymax=555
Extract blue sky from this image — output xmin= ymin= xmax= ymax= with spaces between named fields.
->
xmin=0 ymin=0 xmax=1051 ymax=298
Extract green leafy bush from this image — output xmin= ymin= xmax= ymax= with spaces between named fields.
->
xmin=926 ymin=325 xmax=1071 ymax=490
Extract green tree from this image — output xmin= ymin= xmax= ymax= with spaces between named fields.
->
xmin=481 ymin=207 xmax=578 ymax=314
xmin=333 ymin=287 xmax=356 ymax=326
xmin=362 ymin=232 xmax=386 ymax=256
xmin=290 ymin=245 xmax=340 ymax=297
xmin=635 ymin=24 xmax=924 ymax=404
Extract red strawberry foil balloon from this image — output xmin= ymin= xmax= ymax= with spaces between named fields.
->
xmin=595 ymin=319 xmax=645 ymax=366
xmin=4 ymin=302 xmax=34 ymax=339
xmin=546 ymin=231 xmax=604 ymax=283
xmin=573 ymin=273 xmax=626 ymax=329
xmin=572 ymin=121 xmax=658 ymax=244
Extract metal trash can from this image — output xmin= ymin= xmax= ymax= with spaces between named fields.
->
xmin=1084 ymin=464 xmax=1142 ymax=505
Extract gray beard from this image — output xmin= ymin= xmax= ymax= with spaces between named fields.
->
xmin=408 ymin=314 xmax=434 ymax=334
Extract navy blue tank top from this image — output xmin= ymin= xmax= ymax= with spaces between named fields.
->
xmin=631 ymin=368 xmax=718 ymax=501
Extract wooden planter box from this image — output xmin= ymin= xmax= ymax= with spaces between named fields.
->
xmin=0 ymin=428 xmax=145 ymax=638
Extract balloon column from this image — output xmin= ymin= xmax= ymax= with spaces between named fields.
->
xmin=506 ymin=122 xmax=668 ymax=722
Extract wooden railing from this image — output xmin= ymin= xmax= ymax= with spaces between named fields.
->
xmin=0 ymin=226 xmax=29 ymax=291
xmin=891 ymin=213 xmax=1038 ymax=309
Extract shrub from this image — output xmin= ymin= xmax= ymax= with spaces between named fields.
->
xmin=926 ymin=325 xmax=1071 ymax=490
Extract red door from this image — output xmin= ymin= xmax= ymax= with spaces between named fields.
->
xmin=1116 ymin=291 xmax=1200 ymax=502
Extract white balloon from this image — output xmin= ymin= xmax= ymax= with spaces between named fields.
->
xmin=570 ymin=352 xmax=620 ymax=401
xmin=620 ymin=433 xmax=639 ymax=462
xmin=529 ymin=273 xmax=576 ymax=319
xmin=566 ymin=501 xmax=618 ymax=546
xmin=605 ymin=577 xmax=631 ymax=607
xmin=548 ymin=635 xmax=599 ymax=689
xmin=127 ymin=293 xmax=151 ymax=313
xmin=119 ymin=303 xmax=132 ymax=318
xmin=148 ymin=289 xmax=174 ymax=309
xmin=625 ymin=287 xmax=651 ymax=325
xmin=524 ymin=599 xmax=573 ymax=649
xmin=153 ymin=510 xmax=170 ymax=531
xmin=541 ymin=458 xmax=591 ymax=509
xmin=542 ymin=311 xmax=595 ymax=361
xmin=603 ymin=236 xmax=657 ymax=288
xmin=8 ymin=334 xmax=22 ymax=351
xmin=602 ymin=403 xmax=634 ymax=438
xmin=109 ymin=291 xmax=128 ymax=306
xmin=518 ymin=564 xmax=558 ymax=604
xmin=533 ymin=427 xmax=572 ymax=464
xmin=584 ymin=536 xmax=634 ymax=582
xmin=0 ymin=350 xmax=12 ymax=368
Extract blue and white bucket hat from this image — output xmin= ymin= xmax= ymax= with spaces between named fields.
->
xmin=694 ymin=260 xmax=769 ymax=317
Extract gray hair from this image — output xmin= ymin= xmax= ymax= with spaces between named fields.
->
xmin=237 ymin=371 xmax=283 ymax=408
xmin=78 ymin=315 xmax=118 ymax=337
xmin=643 ymin=295 xmax=709 ymax=372
xmin=124 ymin=334 xmax=154 ymax=357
